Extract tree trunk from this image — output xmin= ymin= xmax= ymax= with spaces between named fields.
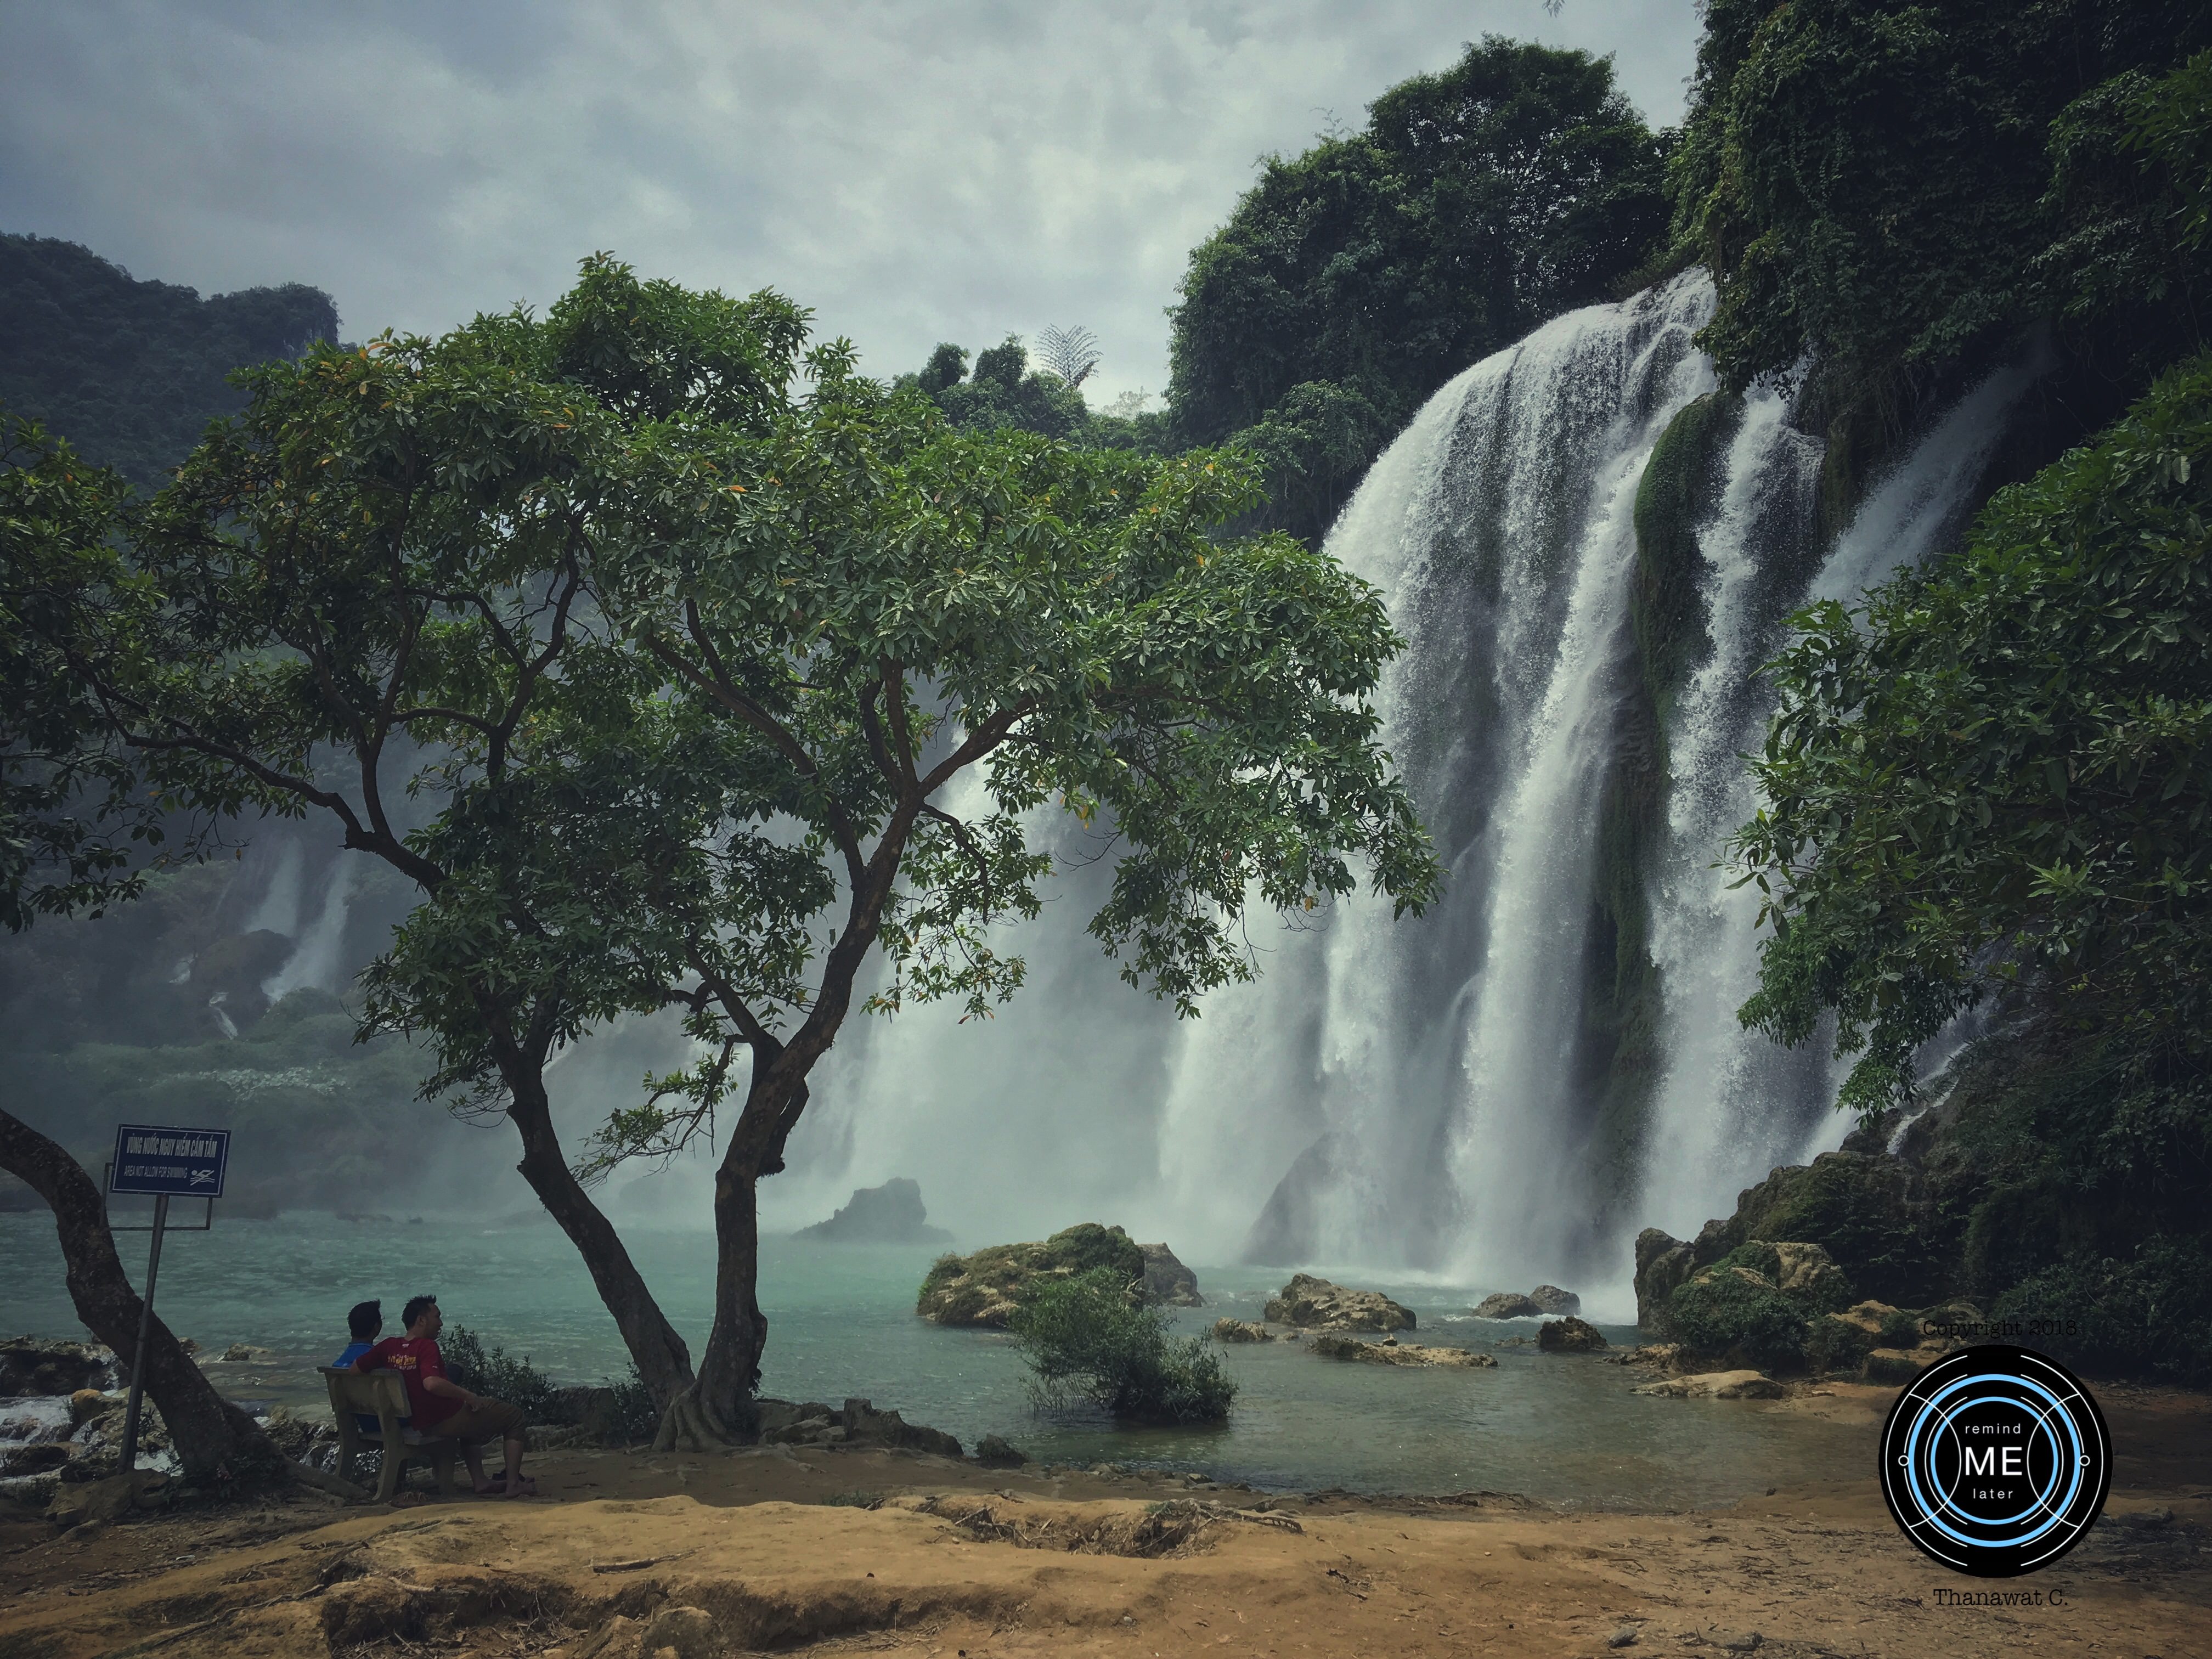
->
xmin=653 ymin=1153 xmax=764 ymax=1451
xmin=0 ymin=1108 xmax=281 ymax=1486
xmin=503 ymin=1073 xmax=697 ymax=1410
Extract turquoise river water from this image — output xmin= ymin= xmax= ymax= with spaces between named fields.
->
xmin=0 ymin=1212 xmax=1869 ymax=1508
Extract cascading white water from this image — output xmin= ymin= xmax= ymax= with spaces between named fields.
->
xmin=1637 ymin=354 xmax=2050 ymax=1241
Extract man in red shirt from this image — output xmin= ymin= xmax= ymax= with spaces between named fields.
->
xmin=353 ymin=1294 xmax=534 ymax=1497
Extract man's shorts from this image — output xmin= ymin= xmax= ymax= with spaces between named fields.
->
xmin=427 ymin=1398 xmax=528 ymax=1446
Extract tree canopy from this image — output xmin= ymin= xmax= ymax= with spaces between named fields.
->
xmin=1674 ymin=4 xmax=2211 ymax=396
xmin=1166 ymin=36 xmax=1672 ymax=543
xmin=1736 ymin=354 xmax=2212 ymax=1113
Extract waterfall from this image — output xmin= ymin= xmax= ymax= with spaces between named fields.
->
xmin=1637 ymin=354 xmax=2049 ymax=1240
xmin=765 ymin=272 xmax=2047 ymax=1288
xmin=261 ymin=855 xmax=358 ymax=1002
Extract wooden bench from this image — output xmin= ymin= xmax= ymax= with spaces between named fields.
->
xmin=319 ymin=1367 xmax=461 ymax=1502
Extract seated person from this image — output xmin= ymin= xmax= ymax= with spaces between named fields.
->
xmin=334 ymin=1299 xmax=382 ymax=1369
xmin=354 ymin=1294 xmax=534 ymax=1497
xmin=332 ymin=1300 xmax=391 ymax=1437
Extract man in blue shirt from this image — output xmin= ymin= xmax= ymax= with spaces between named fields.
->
xmin=334 ymin=1300 xmax=382 ymax=1368
xmin=333 ymin=1300 xmax=388 ymax=1437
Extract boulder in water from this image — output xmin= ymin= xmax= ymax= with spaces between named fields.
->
xmin=1310 ymin=1334 xmax=1495 ymax=1367
xmin=795 ymin=1177 xmax=952 ymax=1245
xmin=1262 ymin=1273 xmax=1414 ymax=1332
xmin=1537 ymin=1317 xmax=1609 ymax=1353
xmin=916 ymin=1223 xmax=1147 ymax=1327
xmin=1472 ymin=1292 xmax=1544 ymax=1319
xmin=0 ymin=1339 xmax=116 ymax=1397
xmin=1529 ymin=1284 xmax=1581 ymax=1315
xmin=1631 ymin=1369 xmax=1784 ymax=1400
xmin=1212 ymin=1318 xmax=1273 ymax=1343
xmin=1140 ymin=1242 xmax=1203 ymax=1306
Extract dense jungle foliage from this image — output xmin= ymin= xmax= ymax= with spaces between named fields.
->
xmin=0 ymin=233 xmax=338 ymax=488
xmin=1699 ymin=9 xmax=2212 ymax=1381
xmin=1162 ymin=36 xmax=1672 ymax=544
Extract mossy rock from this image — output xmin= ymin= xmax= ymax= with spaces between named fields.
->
xmin=916 ymin=1223 xmax=1147 ymax=1328
xmin=1667 ymin=1265 xmax=1810 ymax=1369
xmin=1719 ymin=1152 xmax=1944 ymax=1305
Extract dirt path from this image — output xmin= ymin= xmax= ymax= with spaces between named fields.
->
xmin=3 ymin=1384 xmax=2207 ymax=1658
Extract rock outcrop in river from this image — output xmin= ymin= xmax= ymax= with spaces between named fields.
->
xmin=795 ymin=1177 xmax=953 ymax=1245
xmin=916 ymin=1224 xmax=1199 ymax=1327
xmin=1262 ymin=1274 xmax=1414 ymax=1332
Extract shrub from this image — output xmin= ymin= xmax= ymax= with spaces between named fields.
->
xmin=1009 ymin=1268 xmax=1236 ymax=1425
xmin=442 ymin=1325 xmax=561 ymax=1421
xmin=1668 ymin=1269 xmax=1810 ymax=1369
xmin=1995 ymin=1237 xmax=2212 ymax=1387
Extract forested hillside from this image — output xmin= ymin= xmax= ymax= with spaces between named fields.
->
xmin=0 ymin=233 xmax=338 ymax=487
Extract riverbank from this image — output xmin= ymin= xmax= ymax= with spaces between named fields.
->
xmin=4 ymin=1380 xmax=2208 ymax=1658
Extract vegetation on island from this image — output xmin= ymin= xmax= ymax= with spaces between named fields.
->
xmin=1009 ymin=1267 xmax=1236 ymax=1425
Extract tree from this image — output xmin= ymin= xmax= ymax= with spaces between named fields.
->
xmin=104 ymin=261 xmax=822 ymax=1412
xmin=1734 ymin=355 xmax=2212 ymax=1114
xmin=1034 ymin=325 xmax=1101 ymax=388
xmin=0 ymin=415 xmax=282 ymax=1485
xmin=563 ymin=283 xmax=1440 ymax=1447
xmin=1167 ymin=36 xmax=1672 ymax=543
xmin=58 ymin=256 xmax=1436 ymax=1451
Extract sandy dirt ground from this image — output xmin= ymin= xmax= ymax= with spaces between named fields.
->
xmin=3 ymin=1383 xmax=2208 ymax=1658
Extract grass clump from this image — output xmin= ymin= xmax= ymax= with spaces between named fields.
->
xmin=1009 ymin=1268 xmax=1235 ymax=1425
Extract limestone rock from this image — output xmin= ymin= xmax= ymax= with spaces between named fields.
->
xmin=973 ymin=1434 xmax=1028 ymax=1469
xmin=1262 ymin=1273 xmax=1414 ymax=1333
xmin=1529 ymin=1285 xmax=1582 ymax=1315
xmin=1139 ymin=1242 xmax=1203 ymax=1306
xmin=1 ymin=1442 xmax=71 ymax=1477
xmin=1240 ymin=1132 xmax=1352 ymax=1265
xmin=795 ymin=1177 xmax=952 ymax=1245
xmin=1632 ymin=1370 xmax=1784 ymax=1400
xmin=69 ymin=1389 xmax=117 ymax=1427
xmin=1764 ymin=1242 xmax=1854 ymax=1314
xmin=216 ymin=1343 xmax=276 ymax=1363
xmin=916 ymin=1223 xmax=1148 ymax=1327
xmin=1472 ymin=1292 xmax=1544 ymax=1319
xmin=1864 ymin=1348 xmax=1925 ymax=1386
xmin=0 ymin=1339 xmax=115 ymax=1397
xmin=1309 ymin=1334 xmax=1495 ymax=1368
xmin=1633 ymin=1229 xmax=1697 ymax=1336
xmin=1212 ymin=1318 xmax=1274 ymax=1343
xmin=1537 ymin=1316 xmax=1609 ymax=1353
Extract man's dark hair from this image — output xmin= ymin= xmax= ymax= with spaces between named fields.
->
xmin=401 ymin=1294 xmax=438 ymax=1331
xmin=347 ymin=1299 xmax=381 ymax=1341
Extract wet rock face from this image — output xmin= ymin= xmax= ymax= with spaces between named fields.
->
xmin=1634 ymin=1229 xmax=1698 ymax=1336
xmin=1212 ymin=1319 xmax=1274 ymax=1344
xmin=1472 ymin=1292 xmax=1544 ymax=1319
xmin=1528 ymin=1285 xmax=1581 ymax=1315
xmin=1140 ymin=1242 xmax=1204 ymax=1306
xmin=1630 ymin=1369 xmax=1785 ymax=1400
xmin=973 ymin=1434 xmax=1028 ymax=1469
xmin=0 ymin=1339 xmax=116 ymax=1397
xmin=1537 ymin=1317 xmax=1609 ymax=1353
xmin=794 ymin=1178 xmax=953 ymax=1246
xmin=1262 ymin=1274 xmax=1415 ymax=1333
xmin=1308 ymin=1334 xmax=1497 ymax=1368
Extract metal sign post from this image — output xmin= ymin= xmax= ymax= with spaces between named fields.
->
xmin=105 ymin=1124 xmax=229 ymax=1472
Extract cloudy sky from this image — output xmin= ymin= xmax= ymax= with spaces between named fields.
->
xmin=2 ymin=1 xmax=1702 ymax=405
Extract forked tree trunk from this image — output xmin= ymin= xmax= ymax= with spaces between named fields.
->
xmin=501 ymin=1068 xmax=697 ymax=1411
xmin=0 ymin=1108 xmax=281 ymax=1485
xmin=653 ymin=1155 xmax=766 ymax=1451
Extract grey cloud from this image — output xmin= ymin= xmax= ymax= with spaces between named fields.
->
xmin=0 ymin=0 xmax=1699 ymax=404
